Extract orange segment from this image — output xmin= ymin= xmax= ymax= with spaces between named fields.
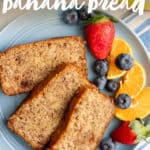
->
xmin=116 ymin=61 xmax=146 ymax=99
xmin=115 ymin=87 xmax=150 ymax=121
xmin=107 ymin=37 xmax=133 ymax=79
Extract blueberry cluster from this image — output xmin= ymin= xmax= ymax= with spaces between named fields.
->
xmin=93 ymin=52 xmax=134 ymax=110
xmin=62 ymin=6 xmax=91 ymax=24
xmin=94 ymin=60 xmax=119 ymax=93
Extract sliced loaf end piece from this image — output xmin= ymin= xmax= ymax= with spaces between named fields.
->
xmin=0 ymin=36 xmax=87 ymax=95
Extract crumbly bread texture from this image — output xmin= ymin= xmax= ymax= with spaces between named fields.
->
xmin=8 ymin=64 xmax=89 ymax=150
xmin=47 ymin=87 xmax=115 ymax=150
xmin=0 ymin=36 xmax=86 ymax=95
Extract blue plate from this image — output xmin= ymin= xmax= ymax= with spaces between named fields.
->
xmin=0 ymin=10 xmax=150 ymax=150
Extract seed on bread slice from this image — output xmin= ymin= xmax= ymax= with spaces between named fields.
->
xmin=8 ymin=64 xmax=89 ymax=150
xmin=0 ymin=36 xmax=87 ymax=95
xmin=47 ymin=87 xmax=115 ymax=150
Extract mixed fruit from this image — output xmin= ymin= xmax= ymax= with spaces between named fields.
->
xmin=62 ymin=7 xmax=150 ymax=149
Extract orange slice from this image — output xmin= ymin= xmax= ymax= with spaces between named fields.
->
xmin=115 ymin=87 xmax=150 ymax=121
xmin=107 ymin=37 xmax=133 ymax=79
xmin=116 ymin=61 xmax=146 ymax=99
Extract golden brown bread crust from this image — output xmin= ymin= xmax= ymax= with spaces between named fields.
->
xmin=8 ymin=64 xmax=89 ymax=150
xmin=47 ymin=86 xmax=115 ymax=150
xmin=0 ymin=36 xmax=87 ymax=95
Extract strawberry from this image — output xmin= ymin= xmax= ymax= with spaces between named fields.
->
xmin=84 ymin=15 xmax=115 ymax=60
xmin=111 ymin=120 xmax=150 ymax=145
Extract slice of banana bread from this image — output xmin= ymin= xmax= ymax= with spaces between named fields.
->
xmin=0 ymin=36 xmax=86 ymax=95
xmin=47 ymin=87 xmax=115 ymax=150
xmin=8 ymin=64 xmax=89 ymax=150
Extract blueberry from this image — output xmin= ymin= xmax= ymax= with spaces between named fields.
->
xmin=62 ymin=9 xmax=78 ymax=24
xmin=100 ymin=138 xmax=115 ymax=150
xmin=78 ymin=6 xmax=90 ymax=20
xmin=116 ymin=94 xmax=131 ymax=109
xmin=94 ymin=60 xmax=108 ymax=76
xmin=115 ymin=53 xmax=134 ymax=70
xmin=106 ymin=80 xmax=119 ymax=92
xmin=94 ymin=76 xmax=107 ymax=90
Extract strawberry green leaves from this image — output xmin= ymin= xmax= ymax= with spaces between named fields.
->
xmin=93 ymin=10 xmax=119 ymax=23
xmin=130 ymin=120 xmax=150 ymax=143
